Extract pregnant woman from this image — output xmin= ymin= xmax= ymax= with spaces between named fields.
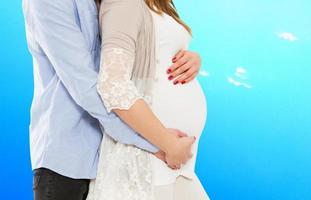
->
xmin=87 ymin=0 xmax=209 ymax=199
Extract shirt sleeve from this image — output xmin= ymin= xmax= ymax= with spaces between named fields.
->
xmin=30 ymin=0 xmax=159 ymax=153
xmin=97 ymin=0 xmax=145 ymax=113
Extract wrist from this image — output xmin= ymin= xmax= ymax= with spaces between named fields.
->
xmin=161 ymin=132 xmax=178 ymax=154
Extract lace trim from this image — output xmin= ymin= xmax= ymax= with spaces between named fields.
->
xmin=97 ymin=48 xmax=144 ymax=113
xmin=91 ymin=48 xmax=154 ymax=200
xmin=86 ymin=134 xmax=154 ymax=200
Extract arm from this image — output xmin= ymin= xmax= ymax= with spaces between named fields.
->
xmin=97 ymin=0 xmax=195 ymax=166
xmin=31 ymin=0 xmax=158 ymax=152
xmin=97 ymin=0 xmax=176 ymax=153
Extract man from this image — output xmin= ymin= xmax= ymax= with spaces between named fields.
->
xmin=22 ymin=0 xmax=202 ymax=199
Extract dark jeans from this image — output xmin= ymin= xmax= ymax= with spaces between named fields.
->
xmin=33 ymin=168 xmax=90 ymax=200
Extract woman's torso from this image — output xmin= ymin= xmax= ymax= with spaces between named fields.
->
xmin=87 ymin=2 xmax=207 ymax=199
xmin=149 ymin=11 xmax=207 ymax=186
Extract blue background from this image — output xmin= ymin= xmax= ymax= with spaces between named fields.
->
xmin=1 ymin=0 xmax=311 ymax=199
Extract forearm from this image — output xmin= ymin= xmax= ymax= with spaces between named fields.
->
xmin=113 ymin=99 xmax=175 ymax=153
xmin=96 ymin=0 xmax=176 ymax=153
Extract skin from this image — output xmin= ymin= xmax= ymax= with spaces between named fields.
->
xmin=155 ymin=128 xmax=193 ymax=170
xmin=113 ymin=100 xmax=195 ymax=169
xmin=167 ymin=50 xmax=202 ymax=85
xmin=95 ymin=0 xmax=203 ymax=169
xmin=113 ymin=50 xmax=202 ymax=170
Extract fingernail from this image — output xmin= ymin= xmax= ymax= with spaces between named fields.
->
xmin=173 ymin=80 xmax=179 ymax=85
xmin=194 ymin=136 xmax=197 ymax=140
xmin=181 ymin=81 xmax=186 ymax=84
xmin=172 ymin=57 xmax=176 ymax=61
xmin=167 ymin=69 xmax=171 ymax=74
xmin=168 ymin=75 xmax=174 ymax=80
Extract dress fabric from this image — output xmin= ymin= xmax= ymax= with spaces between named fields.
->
xmin=153 ymin=176 xmax=210 ymax=200
xmin=86 ymin=0 xmax=208 ymax=199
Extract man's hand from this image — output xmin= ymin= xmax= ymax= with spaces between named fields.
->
xmin=167 ymin=50 xmax=202 ymax=85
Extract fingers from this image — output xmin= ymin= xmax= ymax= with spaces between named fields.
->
xmin=173 ymin=53 xmax=199 ymax=84
xmin=168 ymin=128 xmax=188 ymax=137
xmin=167 ymin=59 xmax=199 ymax=85
xmin=170 ymin=62 xmax=193 ymax=83
xmin=167 ymin=51 xmax=202 ymax=84
xmin=154 ymin=151 xmax=166 ymax=163
xmin=174 ymin=129 xmax=188 ymax=137
xmin=183 ymin=72 xmax=197 ymax=83
xmin=188 ymin=152 xmax=193 ymax=158
xmin=181 ymin=153 xmax=193 ymax=165
xmin=177 ymin=131 xmax=188 ymax=137
xmin=179 ymin=152 xmax=193 ymax=165
xmin=169 ymin=166 xmax=178 ymax=170
xmin=174 ymin=68 xmax=197 ymax=85
xmin=167 ymin=53 xmax=190 ymax=75
xmin=168 ymin=163 xmax=181 ymax=170
xmin=183 ymin=139 xmax=195 ymax=164
xmin=190 ymin=136 xmax=197 ymax=145
xmin=172 ymin=50 xmax=186 ymax=63
xmin=165 ymin=135 xmax=197 ymax=170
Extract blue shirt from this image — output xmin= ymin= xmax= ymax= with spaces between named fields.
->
xmin=22 ymin=0 xmax=158 ymax=179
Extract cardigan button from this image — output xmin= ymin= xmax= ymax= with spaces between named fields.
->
xmin=153 ymin=76 xmax=159 ymax=82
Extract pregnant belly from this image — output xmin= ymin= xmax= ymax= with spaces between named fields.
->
xmin=150 ymin=79 xmax=207 ymax=139
xmin=149 ymin=78 xmax=207 ymax=185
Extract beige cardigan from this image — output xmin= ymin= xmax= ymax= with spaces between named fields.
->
xmin=97 ymin=0 xmax=156 ymax=112
xmin=89 ymin=1 xmax=156 ymax=199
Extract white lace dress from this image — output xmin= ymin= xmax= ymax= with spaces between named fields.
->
xmin=86 ymin=8 xmax=207 ymax=200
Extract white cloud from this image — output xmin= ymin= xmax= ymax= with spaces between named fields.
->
xmin=236 ymin=67 xmax=246 ymax=74
xmin=235 ymin=67 xmax=247 ymax=79
xmin=227 ymin=76 xmax=253 ymax=89
xmin=199 ymin=70 xmax=210 ymax=77
xmin=278 ymin=32 xmax=298 ymax=42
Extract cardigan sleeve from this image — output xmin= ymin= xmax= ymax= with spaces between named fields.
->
xmin=97 ymin=0 xmax=145 ymax=113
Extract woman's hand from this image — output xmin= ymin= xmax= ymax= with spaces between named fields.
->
xmin=167 ymin=50 xmax=202 ymax=85
xmin=154 ymin=128 xmax=189 ymax=170
xmin=165 ymin=136 xmax=195 ymax=169
xmin=161 ymin=128 xmax=195 ymax=170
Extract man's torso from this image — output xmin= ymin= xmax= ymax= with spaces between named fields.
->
xmin=23 ymin=0 xmax=102 ymax=179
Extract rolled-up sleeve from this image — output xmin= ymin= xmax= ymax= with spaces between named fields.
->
xmin=97 ymin=0 xmax=145 ymax=113
xmin=31 ymin=0 xmax=158 ymax=152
